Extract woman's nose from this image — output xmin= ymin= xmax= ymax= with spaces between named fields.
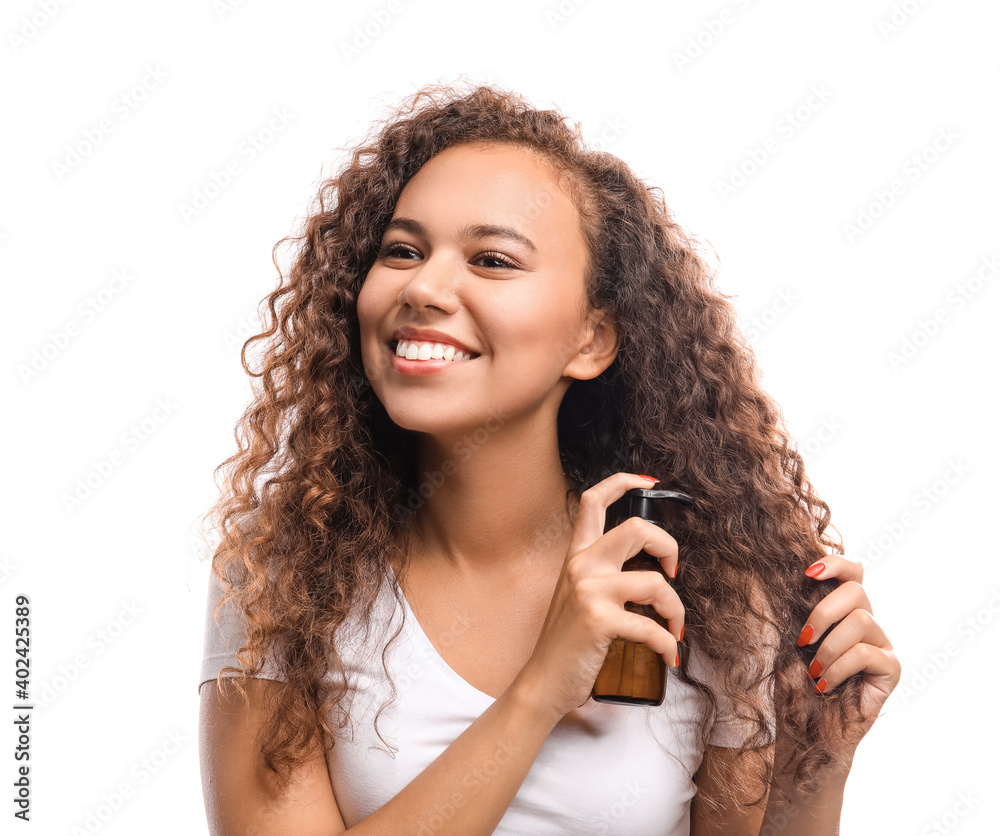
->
xmin=396 ymin=254 xmax=460 ymax=313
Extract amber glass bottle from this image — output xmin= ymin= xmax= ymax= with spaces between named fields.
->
xmin=591 ymin=486 xmax=694 ymax=706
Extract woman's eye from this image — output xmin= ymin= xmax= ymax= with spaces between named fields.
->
xmin=378 ymin=243 xmax=418 ymax=259
xmin=478 ymin=251 xmax=518 ymax=270
xmin=377 ymin=243 xmax=518 ymax=270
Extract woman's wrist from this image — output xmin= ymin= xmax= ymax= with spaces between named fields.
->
xmin=760 ymin=745 xmax=854 ymax=835
xmin=508 ymin=667 xmax=568 ymax=734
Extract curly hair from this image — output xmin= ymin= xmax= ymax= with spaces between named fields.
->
xmin=201 ymin=79 xmax=869 ymax=812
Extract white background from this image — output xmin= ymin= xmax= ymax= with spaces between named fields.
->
xmin=4 ymin=0 xmax=998 ymax=833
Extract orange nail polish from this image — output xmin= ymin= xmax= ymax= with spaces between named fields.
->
xmin=796 ymin=624 xmax=815 ymax=647
xmin=679 ymin=625 xmax=685 ymax=643
xmin=814 ymin=678 xmax=828 ymax=694
xmin=637 ymin=475 xmax=658 ymax=482
xmin=805 ymin=562 xmax=825 ymax=578
xmin=808 ymin=658 xmax=823 ymax=678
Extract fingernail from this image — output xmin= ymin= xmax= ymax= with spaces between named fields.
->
xmin=796 ymin=624 xmax=815 ymax=647
xmin=805 ymin=562 xmax=825 ymax=578
xmin=637 ymin=475 xmax=658 ymax=482
xmin=808 ymin=658 xmax=823 ymax=679
xmin=679 ymin=625 xmax=685 ymax=643
xmin=814 ymin=678 xmax=828 ymax=694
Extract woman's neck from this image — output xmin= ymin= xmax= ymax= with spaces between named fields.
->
xmin=401 ymin=417 xmax=581 ymax=580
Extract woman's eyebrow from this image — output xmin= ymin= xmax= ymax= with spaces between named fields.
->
xmin=464 ymin=223 xmax=538 ymax=253
xmin=383 ymin=217 xmax=537 ymax=253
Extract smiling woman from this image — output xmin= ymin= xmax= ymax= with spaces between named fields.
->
xmin=357 ymin=142 xmax=602 ymax=444
xmin=196 ymin=81 xmax=899 ymax=835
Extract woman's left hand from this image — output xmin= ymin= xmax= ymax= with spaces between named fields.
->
xmin=797 ymin=555 xmax=901 ymax=750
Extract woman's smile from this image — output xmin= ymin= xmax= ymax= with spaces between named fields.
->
xmin=389 ymin=339 xmax=478 ymax=376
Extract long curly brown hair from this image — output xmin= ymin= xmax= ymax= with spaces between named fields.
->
xmin=202 ymin=80 xmax=868 ymax=812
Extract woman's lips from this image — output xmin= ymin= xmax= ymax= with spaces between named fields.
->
xmin=388 ymin=343 xmax=476 ymax=376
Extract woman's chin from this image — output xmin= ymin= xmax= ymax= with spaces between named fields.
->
xmin=383 ymin=408 xmax=463 ymax=438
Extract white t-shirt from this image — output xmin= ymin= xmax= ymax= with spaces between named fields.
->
xmin=199 ymin=569 xmax=766 ymax=835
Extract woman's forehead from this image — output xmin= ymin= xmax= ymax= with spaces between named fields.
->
xmin=393 ymin=143 xmax=584 ymax=248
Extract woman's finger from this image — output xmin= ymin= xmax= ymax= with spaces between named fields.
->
xmin=617 ymin=609 xmax=681 ymax=668
xmin=598 ymin=569 xmax=685 ymax=644
xmin=813 ymin=641 xmax=902 ymax=696
xmin=797 ymin=580 xmax=872 ymax=648
xmin=569 ymin=514 xmax=679 ymax=584
xmin=804 ymin=607 xmax=892 ymax=682
xmin=568 ymin=472 xmax=661 ymax=555
xmin=603 ymin=515 xmax=680 ymax=576
xmin=804 ymin=554 xmax=864 ymax=585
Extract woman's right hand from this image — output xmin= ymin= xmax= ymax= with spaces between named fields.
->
xmin=516 ymin=472 xmax=686 ymax=723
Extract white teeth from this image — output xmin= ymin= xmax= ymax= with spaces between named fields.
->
xmin=395 ymin=339 xmax=472 ymax=362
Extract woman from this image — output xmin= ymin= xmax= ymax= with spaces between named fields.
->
xmin=198 ymin=82 xmax=900 ymax=834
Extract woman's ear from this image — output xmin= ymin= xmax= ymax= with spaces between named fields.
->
xmin=563 ymin=309 xmax=619 ymax=381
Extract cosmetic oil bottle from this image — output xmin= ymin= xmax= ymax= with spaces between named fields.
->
xmin=591 ymin=485 xmax=694 ymax=706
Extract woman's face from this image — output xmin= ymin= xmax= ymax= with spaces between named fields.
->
xmin=357 ymin=142 xmax=615 ymax=440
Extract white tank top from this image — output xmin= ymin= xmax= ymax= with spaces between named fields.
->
xmin=199 ymin=568 xmax=762 ymax=834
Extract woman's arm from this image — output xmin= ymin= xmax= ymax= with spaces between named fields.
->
xmin=201 ymin=472 xmax=685 ymax=835
xmin=756 ymin=554 xmax=898 ymax=835
xmin=690 ymin=739 xmax=854 ymax=836
xmin=758 ymin=739 xmax=854 ymax=836
xmin=347 ymin=668 xmax=562 ymax=835
xmin=693 ymin=553 xmax=898 ymax=835
xmin=200 ymin=677 xmax=347 ymax=836
xmin=201 ymin=669 xmax=562 ymax=836
xmin=691 ymin=744 xmax=771 ymax=835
